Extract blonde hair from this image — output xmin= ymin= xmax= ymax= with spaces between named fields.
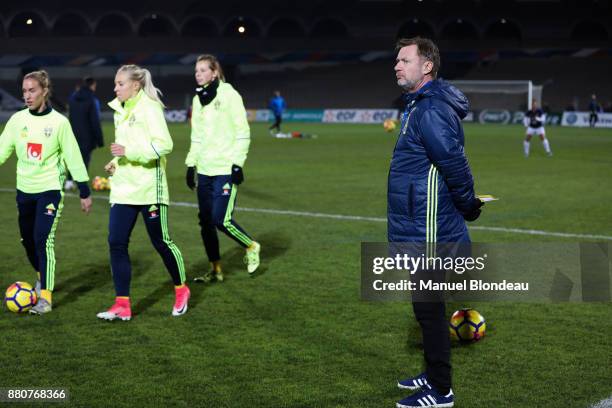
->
xmin=117 ymin=64 xmax=165 ymax=107
xmin=23 ymin=70 xmax=52 ymax=102
xmin=196 ymin=54 xmax=225 ymax=82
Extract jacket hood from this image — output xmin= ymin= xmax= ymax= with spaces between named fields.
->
xmin=73 ymin=86 xmax=93 ymax=102
xmin=406 ymin=79 xmax=469 ymax=119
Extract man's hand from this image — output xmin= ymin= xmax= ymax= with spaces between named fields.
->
xmin=110 ymin=143 xmax=125 ymax=157
xmin=186 ymin=167 xmax=196 ymax=190
xmin=104 ymin=161 xmax=116 ymax=175
xmin=231 ymin=165 xmax=244 ymax=185
xmin=463 ymin=198 xmax=484 ymax=222
xmin=80 ymin=196 xmax=92 ymax=214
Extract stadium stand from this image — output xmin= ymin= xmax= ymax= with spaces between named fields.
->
xmin=0 ymin=0 xmax=609 ymax=112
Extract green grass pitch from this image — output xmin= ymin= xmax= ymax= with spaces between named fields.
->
xmin=0 ymin=121 xmax=611 ymax=407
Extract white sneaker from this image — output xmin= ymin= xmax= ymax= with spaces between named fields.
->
xmin=29 ymin=298 xmax=52 ymax=315
xmin=96 ymin=302 xmax=132 ymax=321
xmin=64 ymin=180 xmax=76 ymax=191
xmin=244 ymin=242 xmax=261 ymax=274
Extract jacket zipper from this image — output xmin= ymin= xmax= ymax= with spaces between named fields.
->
xmin=407 ymin=183 xmax=414 ymax=218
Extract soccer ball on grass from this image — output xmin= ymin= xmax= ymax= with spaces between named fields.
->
xmin=449 ymin=308 xmax=486 ymax=342
xmin=4 ymin=281 xmax=37 ymax=313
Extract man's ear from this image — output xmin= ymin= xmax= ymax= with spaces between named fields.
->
xmin=422 ymin=60 xmax=433 ymax=76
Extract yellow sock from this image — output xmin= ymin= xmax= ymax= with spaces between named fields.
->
xmin=212 ymin=261 xmax=222 ymax=273
xmin=41 ymin=289 xmax=52 ymax=304
xmin=175 ymin=284 xmax=186 ymax=289
xmin=248 ymin=242 xmax=257 ymax=250
xmin=37 ymin=272 xmax=41 ymax=281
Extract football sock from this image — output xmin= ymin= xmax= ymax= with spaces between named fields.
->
xmin=523 ymin=140 xmax=530 ymax=156
xmin=542 ymin=138 xmax=551 ymax=153
xmin=212 ymin=261 xmax=222 ymax=273
xmin=175 ymin=284 xmax=186 ymax=289
xmin=116 ymin=296 xmax=130 ymax=307
xmin=40 ymin=289 xmax=52 ymax=304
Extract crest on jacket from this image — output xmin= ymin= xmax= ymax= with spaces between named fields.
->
xmin=222 ymin=183 xmax=231 ymax=196
xmin=44 ymin=126 xmax=53 ymax=137
xmin=45 ymin=203 xmax=56 ymax=216
xmin=148 ymin=205 xmax=159 ymax=219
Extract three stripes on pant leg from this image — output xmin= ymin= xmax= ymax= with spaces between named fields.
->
xmin=223 ymin=186 xmax=253 ymax=247
xmin=159 ymin=205 xmax=186 ymax=284
xmin=44 ymin=191 xmax=64 ymax=291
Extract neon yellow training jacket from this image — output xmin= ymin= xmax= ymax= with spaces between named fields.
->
xmin=0 ymin=107 xmax=89 ymax=193
xmin=108 ymin=90 xmax=173 ymax=205
xmin=185 ymin=81 xmax=251 ymax=175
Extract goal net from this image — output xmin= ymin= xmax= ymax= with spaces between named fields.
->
xmin=448 ymin=80 xmax=543 ymax=112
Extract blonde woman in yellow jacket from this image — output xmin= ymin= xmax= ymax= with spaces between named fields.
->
xmin=97 ymin=65 xmax=189 ymax=321
xmin=185 ymin=54 xmax=260 ymax=282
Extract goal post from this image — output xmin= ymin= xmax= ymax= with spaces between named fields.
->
xmin=448 ymin=80 xmax=543 ymax=112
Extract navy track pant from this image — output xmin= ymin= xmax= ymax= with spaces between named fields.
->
xmin=109 ymin=203 xmax=185 ymax=297
xmin=16 ymin=189 xmax=63 ymax=291
xmin=197 ymin=174 xmax=253 ymax=263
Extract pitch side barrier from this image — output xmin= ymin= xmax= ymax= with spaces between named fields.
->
xmin=561 ymin=111 xmax=612 ymax=128
xmin=0 ymin=109 xmax=571 ymax=125
xmin=242 ymin=109 xmax=566 ymax=125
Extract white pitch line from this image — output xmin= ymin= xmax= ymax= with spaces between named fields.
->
xmin=1 ymin=188 xmax=611 ymax=241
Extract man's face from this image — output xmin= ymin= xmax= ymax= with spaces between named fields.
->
xmin=394 ymin=45 xmax=430 ymax=92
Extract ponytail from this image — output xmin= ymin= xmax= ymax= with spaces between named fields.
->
xmin=117 ymin=64 xmax=165 ymax=107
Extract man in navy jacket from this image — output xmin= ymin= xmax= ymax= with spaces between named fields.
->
xmin=390 ymin=37 xmax=483 ymax=408
xmin=68 ymin=77 xmax=103 ymax=170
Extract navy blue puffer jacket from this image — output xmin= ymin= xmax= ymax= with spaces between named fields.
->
xmin=387 ymin=79 xmax=477 ymax=243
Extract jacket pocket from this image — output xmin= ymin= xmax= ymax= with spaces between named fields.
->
xmin=407 ymin=183 xmax=415 ymax=219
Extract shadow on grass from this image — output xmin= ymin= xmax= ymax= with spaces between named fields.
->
xmin=55 ymin=257 xmax=154 ymax=309
xmin=186 ymin=259 xmax=211 ymax=312
xmin=186 ymin=247 xmax=245 ymax=311
xmin=54 ymin=262 xmax=112 ymax=308
xmin=187 ymin=231 xmax=291 ymax=309
xmin=132 ymin=282 xmax=173 ymax=316
xmin=246 ymin=231 xmax=290 ymax=279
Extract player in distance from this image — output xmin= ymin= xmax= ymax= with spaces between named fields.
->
xmin=523 ymin=99 xmax=552 ymax=157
